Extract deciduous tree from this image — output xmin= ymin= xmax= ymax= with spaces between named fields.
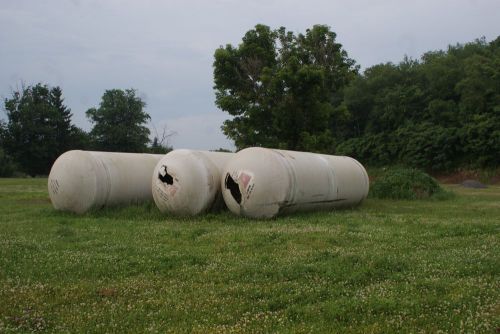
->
xmin=213 ymin=24 xmax=358 ymax=152
xmin=86 ymin=89 xmax=151 ymax=152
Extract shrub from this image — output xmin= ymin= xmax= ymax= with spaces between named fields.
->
xmin=370 ymin=168 xmax=449 ymax=200
xmin=0 ymin=148 xmax=17 ymax=177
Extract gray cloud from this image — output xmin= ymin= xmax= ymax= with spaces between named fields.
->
xmin=1 ymin=0 xmax=499 ymax=150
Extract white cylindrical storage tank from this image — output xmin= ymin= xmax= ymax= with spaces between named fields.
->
xmin=48 ymin=150 xmax=164 ymax=214
xmin=221 ymin=147 xmax=369 ymax=219
xmin=152 ymin=149 xmax=234 ymax=215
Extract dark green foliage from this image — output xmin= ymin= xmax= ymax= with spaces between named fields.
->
xmin=86 ymin=89 xmax=151 ymax=152
xmin=0 ymin=148 xmax=16 ymax=177
xmin=0 ymin=121 xmax=17 ymax=176
xmin=340 ymin=37 xmax=500 ymax=170
xmin=370 ymin=168 xmax=447 ymax=200
xmin=2 ymin=84 xmax=89 ymax=176
xmin=213 ymin=24 xmax=358 ymax=152
xmin=215 ymin=32 xmax=499 ymax=170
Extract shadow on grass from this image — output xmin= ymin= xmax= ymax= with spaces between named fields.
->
xmin=41 ymin=205 xmax=369 ymax=232
xmin=40 ymin=187 xmax=461 ymax=227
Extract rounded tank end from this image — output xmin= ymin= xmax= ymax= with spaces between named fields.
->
xmin=152 ymin=150 xmax=220 ymax=216
xmin=48 ymin=150 xmax=98 ymax=214
xmin=221 ymin=148 xmax=286 ymax=219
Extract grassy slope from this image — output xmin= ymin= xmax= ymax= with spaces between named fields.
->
xmin=0 ymin=178 xmax=498 ymax=333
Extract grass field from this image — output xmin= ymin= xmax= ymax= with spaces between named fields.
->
xmin=0 ymin=178 xmax=498 ymax=333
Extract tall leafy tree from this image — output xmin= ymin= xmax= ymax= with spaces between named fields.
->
xmin=213 ymin=24 xmax=358 ymax=151
xmin=3 ymin=83 xmax=87 ymax=175
xmin=86 ymin=89 xmax=151 ymax=152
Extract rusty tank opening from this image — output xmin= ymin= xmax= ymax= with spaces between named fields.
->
xmin=158 ymin=165 xmax=174 ymax=185
xmin=225 ymin=173 xmax=241 ymax=204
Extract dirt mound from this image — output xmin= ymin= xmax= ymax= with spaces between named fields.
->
xmin=435 ymin=170 xmax=481 ymax=184
xmin=461 ymin=180 xmax=487 ymax=189
xmin=434 ymin=170 xmax=500 ymax=185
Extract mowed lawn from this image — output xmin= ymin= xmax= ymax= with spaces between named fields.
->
xmin=0 ymin=178 xmax=498 ymax=333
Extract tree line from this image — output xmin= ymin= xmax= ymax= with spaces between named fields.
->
xmin=2 ymin=25 xmax=498 ymax=176
xmin=0 ymin=87 xmax=171 ymax=176
xmin=214 ymin=25 xmax=499 ymax=171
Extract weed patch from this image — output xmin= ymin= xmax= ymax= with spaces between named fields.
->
xmin=370 ymin=168 xmax=453 ymax=200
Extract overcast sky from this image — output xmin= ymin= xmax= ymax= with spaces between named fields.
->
xmin=1 ymin=0 xmax=499 ymax=150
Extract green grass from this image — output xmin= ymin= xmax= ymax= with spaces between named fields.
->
xmin=0 ymin=178 xmax=499 ymax=333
